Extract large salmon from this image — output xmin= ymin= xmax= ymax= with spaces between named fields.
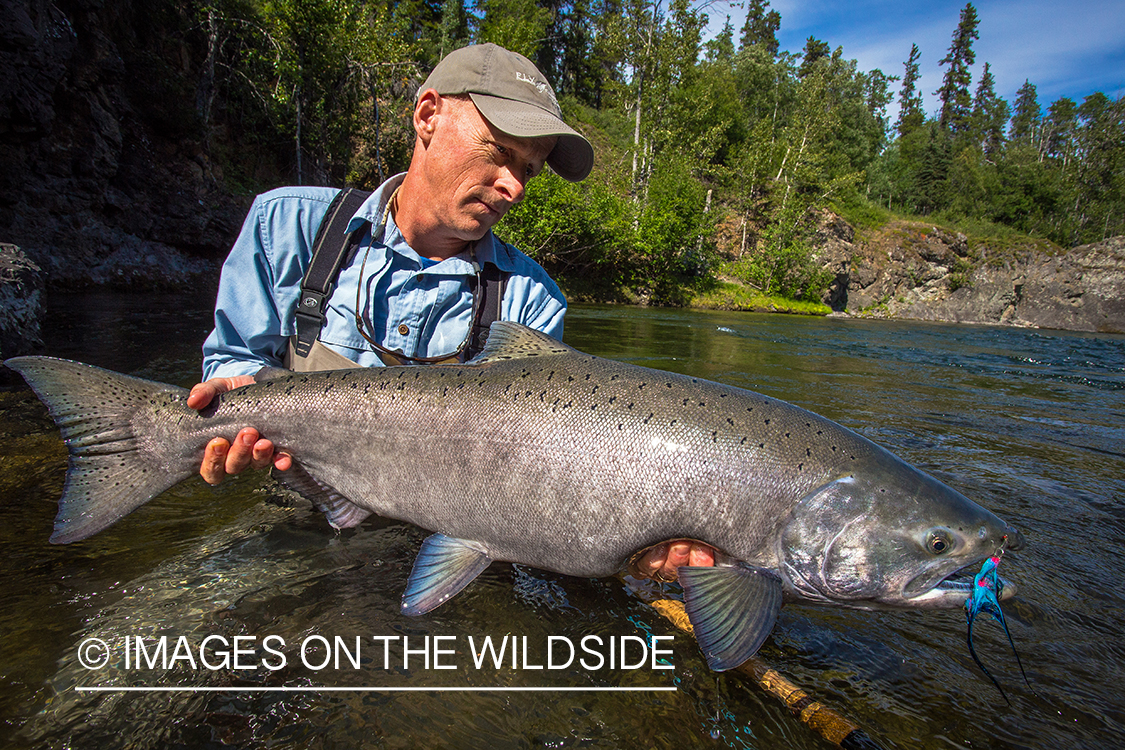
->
xmin=4 ymin=322 xmax=1023 ymax=671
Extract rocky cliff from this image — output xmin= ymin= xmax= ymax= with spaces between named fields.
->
xmin=0 ymin=0 xmax=245 ymax=289
xmin=816 ymin=217 xmax=1125 ymax=335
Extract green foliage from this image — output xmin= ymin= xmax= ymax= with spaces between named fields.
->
xmin=936 ymin=3 xmax=979 ymax=134
xmin=473 ymin=0 xmax=553 ymax=59
xmin=175 ymin=0 xmax=1121 ymax=305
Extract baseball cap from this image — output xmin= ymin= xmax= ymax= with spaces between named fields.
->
xmin=419 ymin=43 xmax=595 ymax=182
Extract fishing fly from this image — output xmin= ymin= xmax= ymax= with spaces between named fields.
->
xmin=964 ymin=554 xmax=1031 ymax=704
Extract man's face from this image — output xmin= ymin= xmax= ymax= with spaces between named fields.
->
xmin=418 ymin=95 xmax=557 ymax=243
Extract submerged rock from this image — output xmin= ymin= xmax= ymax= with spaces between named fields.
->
xmin=0 ymin=243 xmax=43 ymax=362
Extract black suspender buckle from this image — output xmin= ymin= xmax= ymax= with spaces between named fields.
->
xmin=294 ymin=290 xmax=329 ymax=357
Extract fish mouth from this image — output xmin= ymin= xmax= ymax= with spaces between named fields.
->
xmin=905 ymin=560 xmax=1018 ymax=608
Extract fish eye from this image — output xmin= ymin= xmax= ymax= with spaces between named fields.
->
xmin=927 ymin=529 xmax=954 ymax=555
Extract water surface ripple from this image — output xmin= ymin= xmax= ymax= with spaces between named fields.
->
xmin=1 ymin=295 xmax=1122 ymax=749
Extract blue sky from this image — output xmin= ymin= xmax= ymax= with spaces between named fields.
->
xmin=702 ymin=0 xmax=1124 ymax=119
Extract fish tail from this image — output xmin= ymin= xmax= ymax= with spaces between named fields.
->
xmin=967 ymin=616 xmax=1011 ymax=706
xmin=5 ymin=356 xmax=192 ymax=544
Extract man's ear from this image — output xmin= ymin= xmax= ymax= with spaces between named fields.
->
xmin=414 ymin=90 xmax=441 ymax=144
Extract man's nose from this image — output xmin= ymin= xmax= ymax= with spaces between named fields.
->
xmin=494 ymin=165 xmax=527 ymax=205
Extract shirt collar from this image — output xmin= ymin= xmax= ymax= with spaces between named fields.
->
xmin=347 ymin=173 xmax=519 ymax=275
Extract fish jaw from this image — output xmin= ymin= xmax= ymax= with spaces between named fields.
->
xmin=900 ymin=562 xmax=1019 ymax=609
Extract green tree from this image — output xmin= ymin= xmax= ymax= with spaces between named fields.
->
xmin=798 ymin=36 xmax=830 ymax=78
xmin=438 ymin=0 xmax=469 ymax=57
xmin=970 ymin=62 xmax=1008 ymax=157
xmin=705 ymin=16 xmax=735 ymax=63
xmin=895 ymin=43 xmax=924 ymax=139
xmin=739 ymin=0 xmax=780 ymax=57
xmin=1009 ymin=79 xmax=1041 ymax=146
xmin=936 ymin=2 xmax=979 ymax=135
xmin=474 ymin=0 xmax=553 ymax=59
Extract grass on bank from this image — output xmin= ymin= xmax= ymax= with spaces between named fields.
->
xmin=689 ymin=280 xmax=832 ymax=316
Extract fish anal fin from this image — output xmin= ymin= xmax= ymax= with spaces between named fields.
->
xmin=402 ymin=534 xmax=493 ymax=615
xmin=273 ymin=462 xmax=371 ymax=529
xmin=679 ymin=563 xmax=783 ymax=671
xmin=466 ymin=322 xmax=575 ymax=365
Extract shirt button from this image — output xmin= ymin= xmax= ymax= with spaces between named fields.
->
xmin=398 ymin=324 xmax=410 ymax=336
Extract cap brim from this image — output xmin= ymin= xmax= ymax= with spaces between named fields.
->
xmin=469 ymin=93 xmax=594 ymax=182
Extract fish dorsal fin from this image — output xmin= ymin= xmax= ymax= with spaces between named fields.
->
xmin=679 ymin=563 xmax=783 ymax=671
xmin=402 ymin=534 xmax=493 ymax=615
xmin=273 ymin=461 xmax=372 ymax=529
xmin=467 ymin=321 xmax=576 ymax=365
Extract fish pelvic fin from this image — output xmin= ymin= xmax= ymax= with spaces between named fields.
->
xmin=679 ymin=563 xmax=783 ymax=671
xmin=4 ymin=356 xmax=191 ymax=544
xmin=272 ymin=462 xmax=372 ymax=529
xmin=466 ymin=322 xmax=575 ymax=365
xmin=401 ymin=533 xmax=493 ymax=616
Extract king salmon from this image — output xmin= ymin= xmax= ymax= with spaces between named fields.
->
xmin=4 ymin=322 xmax=1024 ymax=671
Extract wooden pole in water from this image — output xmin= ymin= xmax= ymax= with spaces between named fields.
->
xmin=642 ymin=596 xmax=888 ymax=750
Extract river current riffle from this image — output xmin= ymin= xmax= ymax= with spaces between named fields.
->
xmin=1 ymin=293 xmax=1122 ymax=749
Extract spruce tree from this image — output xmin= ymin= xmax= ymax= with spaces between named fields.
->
xmin=936 ymin=2 xmax=979 ymax=134
xmin=798 ymin=36 xmax=830 ymax=78
xmin=895 ymin=43 xmax=924 ymax=139
xmin=1009 ymin=80 xmax=1041 ymax=146
xmin=739 ymin=0 xmax=780 ymax=57
xmin=971 ymin=62 xmax=1008 ymax=157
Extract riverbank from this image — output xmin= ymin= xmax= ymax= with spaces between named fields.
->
xmin=814 ymin=217 xmax=1125 ymax=334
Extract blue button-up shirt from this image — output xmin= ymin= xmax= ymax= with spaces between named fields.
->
xmin=202 ymin=174 xmax=567 ymax=380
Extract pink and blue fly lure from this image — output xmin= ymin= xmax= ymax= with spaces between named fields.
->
xmin=964 ymin=555 xmax=1031 ymax=704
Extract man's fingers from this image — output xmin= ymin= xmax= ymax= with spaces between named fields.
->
xmin=688 ymin=543 xmax=715 ymax=568
xmin=250 ymin=438 xmax=276 ymax=470
xmin=224 ymin=428 xmax=260 ymax=475
xmin=201 ymin=438 xmax=230 ymax=485
xmin=630 ymin=540 xmax=718 ymax=583
xmin=187 ymin=382 xmax=219 ymax=411
xmin=187 ymin=375 xmax=256 ymax=412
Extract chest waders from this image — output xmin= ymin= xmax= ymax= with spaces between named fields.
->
xmin=286 ymin=188 xmax=509 ymax=372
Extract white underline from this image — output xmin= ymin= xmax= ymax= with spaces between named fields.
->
xmin=76 ymin=686 xmax=676 ymax=693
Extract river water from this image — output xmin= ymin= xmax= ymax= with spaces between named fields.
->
xmin=1 ymin=294 xmax=1123 ymax=749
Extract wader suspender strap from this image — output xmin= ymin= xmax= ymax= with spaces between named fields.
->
xmin=469 ymin=260 xmax=508 ymax=358
xmin=295 ymin=187 xmax=510 ymax=363
xmin=294 ymin=187 xmax=372 ymax=358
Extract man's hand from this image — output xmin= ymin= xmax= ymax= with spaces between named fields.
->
xmin=632 ymin=540 xmax=716 ymax=582
xmin=187 ymin=376 xmax=292 ymax=484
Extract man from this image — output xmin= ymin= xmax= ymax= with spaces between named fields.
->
xmin=188 ymin=43 xmax=711 ymax=579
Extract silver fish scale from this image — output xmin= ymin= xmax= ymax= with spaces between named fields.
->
xmin=186 ymin=348 xmax=887 ymax=578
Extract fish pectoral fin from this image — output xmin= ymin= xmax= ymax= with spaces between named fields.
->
xmin=402 ymin=534 xmax=493 ymax=616
xmin=679 ymin=563 xmax=783 ymax=671
xmin=272 ymin=462 xmax=372 ymax=530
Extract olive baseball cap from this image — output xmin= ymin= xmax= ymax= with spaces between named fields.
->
xmin=419 ymin=43 xmax=594 ymax=182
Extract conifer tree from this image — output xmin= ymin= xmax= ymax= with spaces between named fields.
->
xmin=970 ymin=62 xmax=1008 ymax=157
xmin=895 ymin=43 xmax=924 ymax=139
xmin=798 ymin=36 xmax=830 ymax=78
xmin=739 ymin=0 xmax=780 ymax=57
xmin=706 ymin=16 xmax=735 ymax=63
xmin=1009 ymin=79 xmax=1041 ymax=146
xmin=936 ymin=2 xmax=979 ymax=134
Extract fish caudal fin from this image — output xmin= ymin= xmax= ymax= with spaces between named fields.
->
xmin=5 ymin=356 xmax=191 ymax=544
xmin=680 ymin=563 xmax=783 ymax=671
